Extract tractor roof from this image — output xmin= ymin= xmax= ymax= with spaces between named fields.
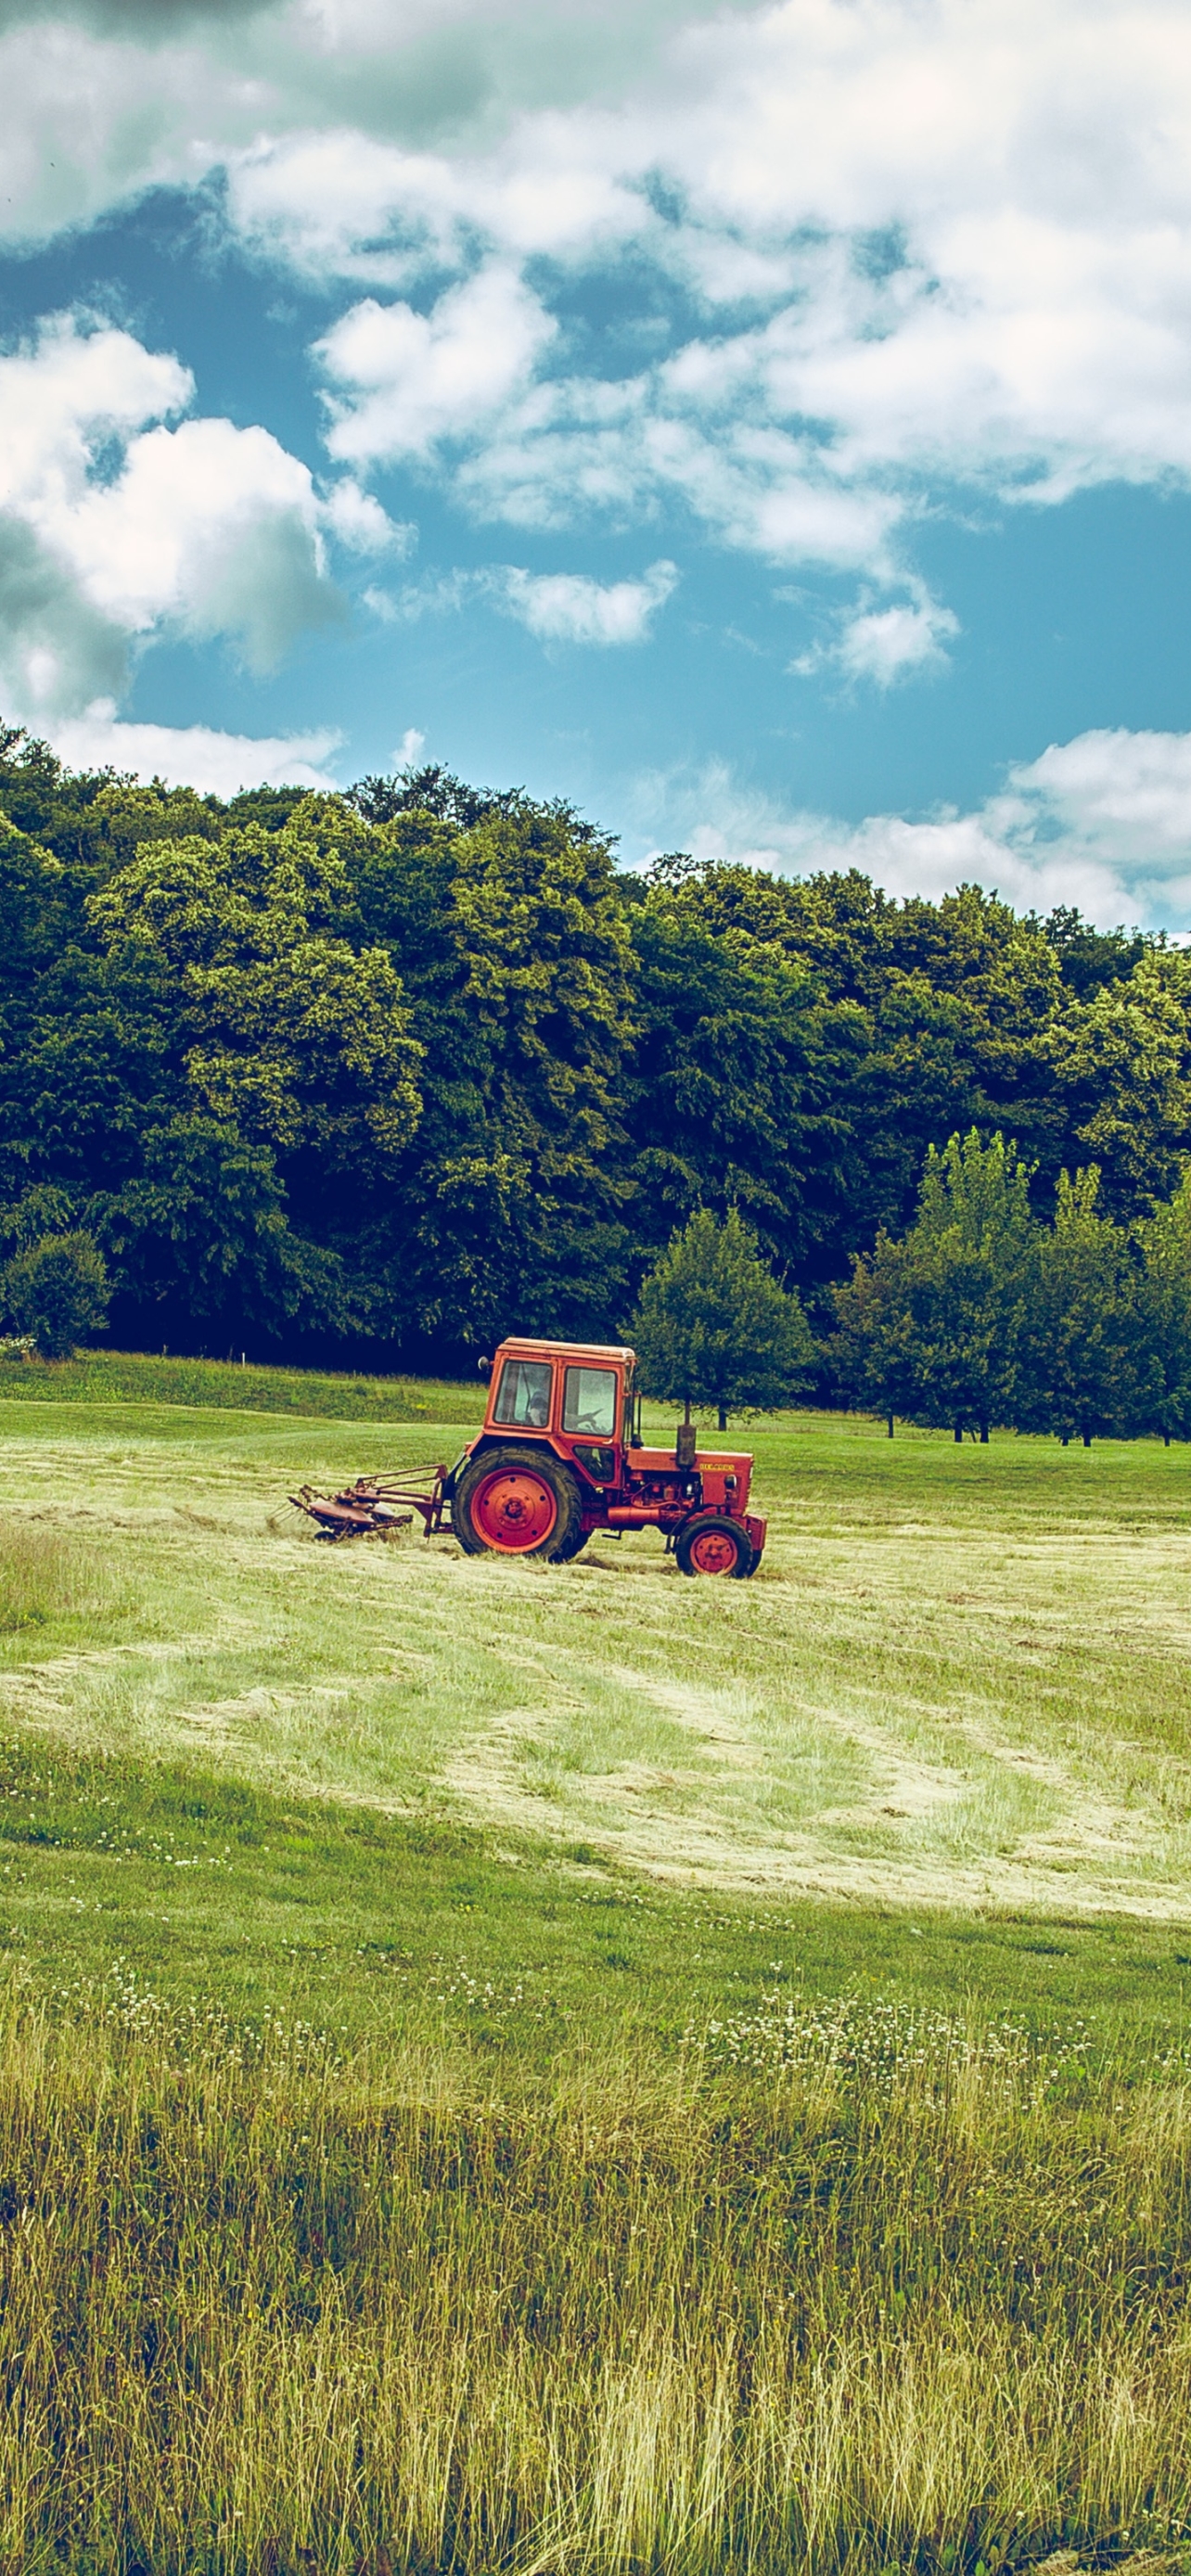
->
xmin=494 ymin=1337 xmax=634 ymax=1366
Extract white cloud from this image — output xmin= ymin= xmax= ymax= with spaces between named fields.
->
xmin=635 ymin=725 xmax=1191 ymax=930
xmin=227 ymin=120 xmax=644 ymax=283
xmin=834 ymin=600 xmax=959 ymax=687
xmin=0 ymin=312 xmax=349 ymax=719
xmin=1012 ymin=730 xmax=1191 ymax=864
xmin=393 ymin=725 xmax=425 ymax=764
xmin=64 ymin=415 xmax=339 ymax=671
xmin=227 ymin=132 xmax=463 ymax=288
xmin=46 ymin=706 xmax=342 ymax=796
xmin=498 ymin=558 xmax=676 ymax=644
xmin=352 ymin=554 xmax=676 ymax=643
xmin=317 ymin=265 xmax=557 ymax=464
xmin=322 ymin=478 xmax=412 ymax=554
xmin=795 ymin=593 xmax=961 ymax=686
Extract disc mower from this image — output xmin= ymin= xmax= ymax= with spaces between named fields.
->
xmin=290 ymin=1335 xmax=767 ymax=1575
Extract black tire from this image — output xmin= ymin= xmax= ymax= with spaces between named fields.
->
xmin=453 ymin=1446 xmax=583 ymax=1562
xmin=674 ymin=1514 xmax=752 ymax=1578
xmin=553 ymin=1523 xmax=591 ymax=1562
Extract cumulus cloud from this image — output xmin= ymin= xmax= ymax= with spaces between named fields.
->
xmin=360 ymin=555 xmax=677 ymax=644
xmin=64 ymin=414 xmax=341 ymax=670
xmin=0 ymin=513 xmax=131 ymax=718
xmin=46 ymin=706 xmax=341 ymax=795
xmin=228 ymin=121 xmax=644 ymax=285
xmin=0 ymin=0 xmax=719 ymax=248
xmin=317 ymin=265 xmax=557 ymax=464
xmin=0 ymin=313 xmax=360 ymax=720
xmin=794 ymin=592 xmax=961 ymax=686
xmin=636 ymin=726 xmax=1191 ymax=930
xmin=497 ymin=558 xmax=676 ymax=644
xmin=321 ymin=478 xmax=412 ymax=554
xmin=834 ymin=600 xmax=959 ymax=687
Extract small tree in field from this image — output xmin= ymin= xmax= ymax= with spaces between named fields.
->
xmin=1133 ymin=1171 xmax=1191 ymax=1441
xmin=1014 ymin=1168 xmax=1142 ymax=1444
xmin=627 ymin=1207 xmax=815 ymax=1428
xmin=833 ymin=1130 xmax=1035 ymax=1440
xmin=0 ymin=1231 xmax=110 ymax=1361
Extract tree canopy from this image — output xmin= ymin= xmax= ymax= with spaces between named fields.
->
xmin=833 ymin=1132 xmax=1035 ymax=1440
xmin=627 ymin=1208 xmax=816 ymax=1427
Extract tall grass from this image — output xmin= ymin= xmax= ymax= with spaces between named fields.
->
xmin=0 ymin=1520 xmax=127 ymax=1634
xmin=0 ymin=1981 xmax=1188 ymax=2575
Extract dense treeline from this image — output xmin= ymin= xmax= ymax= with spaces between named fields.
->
xmin=0 ymin=726 xmax=1185 ymax=1373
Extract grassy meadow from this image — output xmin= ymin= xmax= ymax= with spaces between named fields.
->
xmin=1 ymin=1355 xmax=1191 ymax=2572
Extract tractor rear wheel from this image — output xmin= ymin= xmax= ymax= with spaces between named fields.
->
xmin=453 ymin=1447 xmax=583 ymax=1562
xmin=675 ymin=1514 xmax=753 ymax=1578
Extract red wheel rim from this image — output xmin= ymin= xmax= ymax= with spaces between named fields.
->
xmin=472 ymin=1466 xmax=558 ymax=1552
xmin=689 ymin=1525 xmax=740 ymax=1575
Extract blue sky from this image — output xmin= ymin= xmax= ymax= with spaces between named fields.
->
xmin=3 ymin=0 xmax=1191 ymax=925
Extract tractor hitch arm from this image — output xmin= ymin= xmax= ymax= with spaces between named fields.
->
xmin=289 ymin=1465 xmax=451 ymax=1540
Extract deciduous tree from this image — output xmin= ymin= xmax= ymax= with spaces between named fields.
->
xmin=1 ymin=1230 xmax=109 ymax=1359
xmin=627 ymin=1206 xmax=815 ymax=1428
xmin=1015 ymin=1168 xmax=1143 ymax=1444
xmin=832 ymin=1130 xmax=1035 ymax=1440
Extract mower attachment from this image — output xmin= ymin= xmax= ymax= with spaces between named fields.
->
xmin=289 ymin=1465 xmax=450 ymax=1540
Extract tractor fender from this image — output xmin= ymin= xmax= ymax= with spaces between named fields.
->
xmin=440 ymin=1448 xmax=473 ymax=1500
xmin=453 ymin=1432 xmax=558 ymax=1474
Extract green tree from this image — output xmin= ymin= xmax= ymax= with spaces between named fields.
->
xmin=627 ymin=1207 xmax=815 ymax=1428
xmin=623 ymin=890 xmax=867 ymax=1282
xmin=1127 ymin=1171 xmax=1191 ymax=1441
xmin=658 ymin=865 xmax=1064 ymax=1263
xmin=87 ymin=815 xmax=423 ymax=1170
xmin=1044 ymin=951 xmax=1191 ymax=1218
xmin=830 ymin=1229 xmax=925 ymax=1433
xmin=96 ymin=1116 xmax=350 ymax=1338
xmin=832 ymin=1130 xmax=1035 ymax=1440
xmin=77 ymin=812 xmax=423 ymax=1344
xmin=1 ymin=1231 xmax=109 ymax=1359
xmin=351 ymin=793 xmax=636 ymax=1350
xmin=1015 ymin=1167 xmax=1143 ymax=1444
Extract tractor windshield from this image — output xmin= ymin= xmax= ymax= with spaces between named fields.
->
xmin=493 ymin=1358 xmax=553 ymax=1427
xmin=562 ymin=1365 xmax=618 ymax=1437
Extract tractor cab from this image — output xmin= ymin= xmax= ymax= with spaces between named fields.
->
xmin=483 ymin=1338 xmax=631 ymax=1484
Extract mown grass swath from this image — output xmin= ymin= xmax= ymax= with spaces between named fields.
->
xmin=0 ymin=1979 xmax=1188 ymax=2576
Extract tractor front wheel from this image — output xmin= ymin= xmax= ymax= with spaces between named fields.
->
xmin=675 ymin=1514 xmax=754 ymax=1578
xmin=453 ymin=1447 xmax=583 ymax=1562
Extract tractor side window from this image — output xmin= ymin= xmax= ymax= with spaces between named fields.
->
xmin=493 ymin=1358 xmax=553 ymax=1427
xmin=562 ymin=1366 xmax=617 ymax=1437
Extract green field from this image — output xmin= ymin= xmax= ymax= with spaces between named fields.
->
xmin=3 ymin=1367 xmax=1191 ymax=2573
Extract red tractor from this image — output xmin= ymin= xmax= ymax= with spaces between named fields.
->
xmin=291 ymin=1335 xmax=767 ymax=1576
